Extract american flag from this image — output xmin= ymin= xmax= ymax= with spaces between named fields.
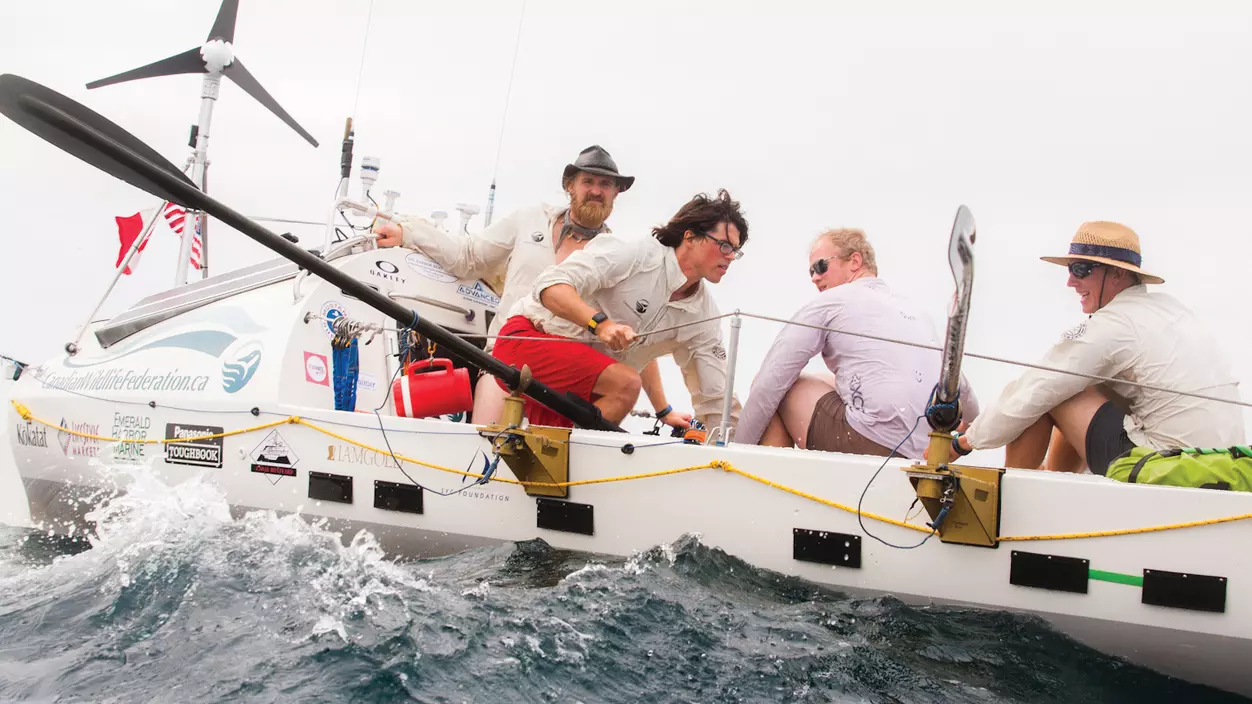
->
xmin=162 ymin=203 xmax=202 ymax=270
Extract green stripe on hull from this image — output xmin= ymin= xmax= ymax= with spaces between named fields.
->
xmin=1089 ymin=569 xmax=1144 ymax=587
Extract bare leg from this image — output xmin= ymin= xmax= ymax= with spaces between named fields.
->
xmin=1046 ymin=386 xmax=1111 ymax=467
xmin=1005 ymin=386 xmax=1109 ymax=471
xmin=1005 ymin=415 xmax=1052 ymax=469
xmin=591 ymin=363 xmax=642 ymax=424
xmin=776 ymin=373 xmax=838 ymax=450
xmin=471 ymin=374 xmax=507 ymax=425
xmin=1043 ymin=427 xmax=1084 ymax=473
xmin=760 ymin=413 xmax=794 ymax=447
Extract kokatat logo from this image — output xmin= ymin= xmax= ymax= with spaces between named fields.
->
xmin=635 ymin=299 xmax=650 ymax=314
xmin=15 ymin=421 xmax=47 ymax=448
xmin=457 ymin=281 xmax=501 ymax=308
xmin=530 ymin=231 xmax=545 ymax=242
xmin=222 ymin=340 xmax=263 ymax=394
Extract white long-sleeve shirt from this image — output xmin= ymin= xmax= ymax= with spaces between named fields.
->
xmin=736 ymin=277 xmax=979 ymax=458
xmin=514 ymin=233 xmax=741 ymax=429
xmin=966 ymin=285 xmax=1244 ymax=451
xmin=398 ymin=203 xmax=565 ymax=348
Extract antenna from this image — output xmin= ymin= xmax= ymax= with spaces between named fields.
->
xmin=85 ymin=0 xmax=319 ymax=285
xmin=455 ymin=203 xmax=480 ymax=235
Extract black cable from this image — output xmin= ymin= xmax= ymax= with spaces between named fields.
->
xmin=855 ymin=414 xmax=946 ymax=550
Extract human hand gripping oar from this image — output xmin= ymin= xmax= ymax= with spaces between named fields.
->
xmin=0 ymin=73 xmax=623 ymax=432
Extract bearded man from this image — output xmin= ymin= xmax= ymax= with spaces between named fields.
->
xmin=373 ymin=145 xmax=692 ymax=429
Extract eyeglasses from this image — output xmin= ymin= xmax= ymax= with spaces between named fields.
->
xmin=703 ymin=232 xmax=744 ymax=260
xmin=809 ymin=256 xmax=836 ymax=277
xmin=1068 ymin=261 xmax=1103 ymax=279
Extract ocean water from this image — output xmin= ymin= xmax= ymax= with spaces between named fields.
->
xmin=0 ymin=469 xmax=1245 ymax=704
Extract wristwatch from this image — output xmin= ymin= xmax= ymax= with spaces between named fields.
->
xmin=587 ymin=311 xmax=608 ymax=334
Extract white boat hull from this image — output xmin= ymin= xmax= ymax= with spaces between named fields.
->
xmin=4 ymin=249 xmax=1250 ymax=696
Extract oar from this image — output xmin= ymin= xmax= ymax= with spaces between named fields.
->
xmin=0 ymin=73 xmax=622 ymax=432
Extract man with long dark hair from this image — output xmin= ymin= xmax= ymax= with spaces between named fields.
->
xmin=492 ymin=190 xmax=747 ymax=431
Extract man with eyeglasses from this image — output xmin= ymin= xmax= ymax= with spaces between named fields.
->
xmin=737 ymin=228 xmax=978 ymax=458
xmin=491 ymin=190 xmax=746 ymax=431
xmin=947 ymin=221 xmax=1243 ymax=475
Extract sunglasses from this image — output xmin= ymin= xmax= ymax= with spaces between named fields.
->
xmin=1068 ymin=261 xmax=1104 ymax=279
xmin=809 ymin=256 xmax=836 ymax=277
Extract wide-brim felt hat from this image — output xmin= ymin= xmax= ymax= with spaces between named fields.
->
xmin=562 ymin=144 xmax=635 ymax=192
xmin=1040 ymin=220 xmax=1164 ymax=284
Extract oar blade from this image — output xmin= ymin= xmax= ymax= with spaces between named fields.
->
xmin=0 ymin=74 xmax=198 ymax=205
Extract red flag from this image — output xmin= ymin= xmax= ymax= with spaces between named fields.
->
xmin=115 ymin=212 xmax=148 ymax=275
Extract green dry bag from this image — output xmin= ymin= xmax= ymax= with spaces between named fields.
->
xmin=1105 ymin=446 xmax=1252 ymax=492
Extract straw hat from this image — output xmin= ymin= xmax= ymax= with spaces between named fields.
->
xmin=1040 ymin=221 xmax=1164 ymax=285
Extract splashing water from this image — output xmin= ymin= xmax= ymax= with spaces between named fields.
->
xmin=0 ymin=466 xmax=1245 ymax=703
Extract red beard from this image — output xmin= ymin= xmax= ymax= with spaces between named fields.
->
xmin=571 ymin=196 xmax=612 ymax=229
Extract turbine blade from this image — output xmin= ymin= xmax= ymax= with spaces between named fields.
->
xmin=86 ymin=48 xmax=206 ymax=90
xmin=207 ymin=0 xmax=241 ymax=43
xmin=223 ymin=59 xmax=318 ymax=147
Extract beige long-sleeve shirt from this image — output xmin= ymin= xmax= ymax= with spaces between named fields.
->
xmin=966 ymin=285 xmax=1244 ymax=451
xmin=398 ymin=203 xmax=564 ymax=348
xmin=514 ymin=233 xmax=741 ymax=430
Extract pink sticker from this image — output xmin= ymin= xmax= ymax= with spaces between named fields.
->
xmin=304 ymin=352 xmax=329 ymax=386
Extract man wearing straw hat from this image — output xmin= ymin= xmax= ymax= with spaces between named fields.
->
xmin=373 ymin=145 xmax=690 ymax=430
xmin=949 ymin=221 xmax=1244 ymax=474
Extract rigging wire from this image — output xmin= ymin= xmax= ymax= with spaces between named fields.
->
xmin=489 ymin=0 xmax=529 ymax=183
xmin=350 ymin=0 xmax=378 ymax=118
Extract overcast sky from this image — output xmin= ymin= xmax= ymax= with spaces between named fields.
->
xmin=2 ymin=0 xmax=1252 ymax=478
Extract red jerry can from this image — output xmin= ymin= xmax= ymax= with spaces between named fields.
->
xmin=392 ymin=359 xmax=473 ymax=418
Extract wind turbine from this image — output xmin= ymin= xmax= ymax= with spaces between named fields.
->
xmin=85 ymin=0 xmax=318 ymax=285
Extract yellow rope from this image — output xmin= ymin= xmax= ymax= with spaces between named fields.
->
xmin=12 ymin=399 xmax=1252 ymax=541
xmin=998 ymin=512 xmax=1252 ymax=541
xmin=718 ymin=464 xmax=932 ymax=534
xmin=13 ymin=401 xmax=291 ymax=444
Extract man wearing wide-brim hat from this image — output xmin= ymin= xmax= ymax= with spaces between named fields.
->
xmin=947 ymin=221 xmax=1243 ymax=474
xmin=373 ymin=145 xmax=691 ymax=430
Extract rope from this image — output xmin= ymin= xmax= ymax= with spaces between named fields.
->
xmin=16 ymin=398 xmax=1248 ymax=542
xmin=308 ymin=300 xmax=1251 ymax=410
xmin=12 ymin=401 xmax=291 ymax=444
xmin=997 ymin=513 xmax=1252 ymax=541
xmin=735 ymin=311 xmax=1252 ymax=410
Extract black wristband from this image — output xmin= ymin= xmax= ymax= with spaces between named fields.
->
xmin=951 ymin=432 xmax=972 ymax=457
xmin=655 ymin=404 xmax=673 ymax=419
xmin=587 ymin=311 xmax=608 ymax=334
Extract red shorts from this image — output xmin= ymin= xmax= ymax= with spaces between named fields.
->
xmin=491 ymin=315 xmax=617 ymax=428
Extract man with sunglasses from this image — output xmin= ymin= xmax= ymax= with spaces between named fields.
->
xmin=948 ymin=221 xmax=1243 ymax=474
xmin=736 ymin=228 xmax=978 ymax=458
xmin=491 ymin=190 xmax=746 ymax=431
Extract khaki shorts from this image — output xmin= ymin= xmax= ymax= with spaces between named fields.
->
xmin=808 ymin=391 xmax=895 ymax=457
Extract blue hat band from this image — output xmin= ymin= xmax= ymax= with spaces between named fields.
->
xmin=1068 ymin=242 xmax=1141 ymax=267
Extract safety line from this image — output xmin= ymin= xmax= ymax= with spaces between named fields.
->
xmin=15 ymin=399 xmax=1250 ymax=543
